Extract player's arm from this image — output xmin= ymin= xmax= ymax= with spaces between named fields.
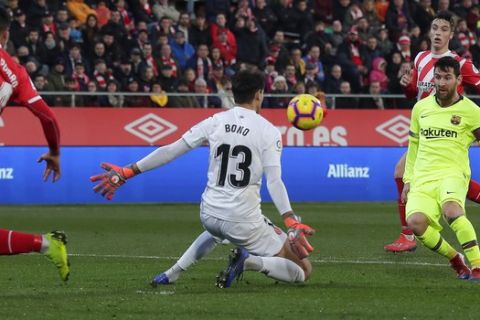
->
xmin=459 ymin=59 xmax=480 ymax=92
xmin=400 ymin=64 xmax=418 ymax=99
xmin=27 ymin=99 xmax=62 ymax=182
xmin=402 ymin=104 xmax=420 ymax=202
xmin=90 ymin=117 xmax=213 ymax=200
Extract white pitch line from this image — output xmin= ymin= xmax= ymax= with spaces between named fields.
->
xmin=68 ymin=253 xmax=448 ymax=268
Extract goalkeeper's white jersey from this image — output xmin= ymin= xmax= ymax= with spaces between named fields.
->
xmin=182 ymin=106 xmax=282 ymax=223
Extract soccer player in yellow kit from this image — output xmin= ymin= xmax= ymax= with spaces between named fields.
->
xmin=403 ymin=56 xmax=480 ymax=280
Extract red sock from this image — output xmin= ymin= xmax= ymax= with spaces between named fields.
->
xmin=467 ymin=180 xmax=480 ymax=203
xmin=0 ymin=229 xmax=43 ymax=255
xmin=395 ymin=178 xmax=413 ymax=236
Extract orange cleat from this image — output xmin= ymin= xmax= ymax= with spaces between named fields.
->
xmin=384 ymin=233 xmax=417 ymax=252
xmin=449 ymin=253 xmax=471 ymax=280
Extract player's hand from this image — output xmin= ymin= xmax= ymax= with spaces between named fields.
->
xmin=288 ymin=228 xmax=314 ymax=259
xmin=400 ymin=70 xmax=413 ymax=87
xmin=37 ymin=152 xmax=61 ymax=182
xmin=284 ymin=214 xmax=315 ymax=236
xmin=401 ymin=182 xmax=410 ymax=203
xmin=90 ymin=162 xmax=138 ymax=200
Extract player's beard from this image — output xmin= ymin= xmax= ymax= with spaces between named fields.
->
xmin=436 ymin=85 xmax=456 ymax=105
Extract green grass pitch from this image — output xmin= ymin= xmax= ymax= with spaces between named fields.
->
xmin=1 ymin=202 xmax=480 ymax=319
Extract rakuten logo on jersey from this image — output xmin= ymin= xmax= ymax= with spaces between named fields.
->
xmin=277 ymin=125 xmax=348 ymax=146
xmin=375 ymin=115 xmax=410 ymax=145
xmin=124 ymin=113 xmax=178 ymax=144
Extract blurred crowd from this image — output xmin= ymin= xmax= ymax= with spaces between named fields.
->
xmin=3 ymin=0 xmax=480 ymax=108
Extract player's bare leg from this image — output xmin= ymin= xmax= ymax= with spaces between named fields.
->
xmin=0 ymin=229 xmax=70 ymax=281
xmin=384 ymin=152 xmax=417 ymax=252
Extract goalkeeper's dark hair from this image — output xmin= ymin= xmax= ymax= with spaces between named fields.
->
xmin=232 ymin=69 xmax=265 ymax=104
xmin=0 ymin=7 xmax=10 ymax=33
xmin=433 ymin=11 xmax=455 ymax=31
xmin=434 ymin=56 xmax=460 ymax=77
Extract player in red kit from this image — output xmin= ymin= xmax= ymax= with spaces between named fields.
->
xmin=0 ymin=7 xmax=69 ymax=281
xmin=384 ymin=11 xmax=480 ymax=253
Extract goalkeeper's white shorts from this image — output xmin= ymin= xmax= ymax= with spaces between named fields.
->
xmin=200 ymin=212 xmax=287 ymax=257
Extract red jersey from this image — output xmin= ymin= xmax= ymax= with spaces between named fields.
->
xmin=0 ymin=47 xmax=59 ymax=154
xmin=403 ymin=50 xmax=480 ymax=100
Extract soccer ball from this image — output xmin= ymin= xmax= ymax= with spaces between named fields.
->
xmin=286 ymin=94 xmax=324 ymax=130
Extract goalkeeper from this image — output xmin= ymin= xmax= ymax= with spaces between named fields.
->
xmin=90 ymin=69 xmax=315 ymax=288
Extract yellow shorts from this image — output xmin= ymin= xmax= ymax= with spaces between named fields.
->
xmin=406 ymin=177 xmax=468 ymax=231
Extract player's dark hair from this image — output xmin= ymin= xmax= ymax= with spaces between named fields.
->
xmin=433 ymin=11 xmax=455 ymax=31
xmin=434 ymin=56 xmax=460 ymax=77
xmin=0 ymin=7 xmax=11 ymax=33
xmin=232 ymin=69 xmax=265 ymax=104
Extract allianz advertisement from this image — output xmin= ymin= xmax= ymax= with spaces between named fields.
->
xmin=2 ymin=108 xmax=478 ymax=204
xmin=5 ymin=146 xmax=478 ymax=204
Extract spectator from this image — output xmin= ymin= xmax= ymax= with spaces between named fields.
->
xmin=377 ymin=26 xmax=393 ymax=56
xmin=43 ymin=31 xmax=60 ymax=67
xmin=454 ymin=0 xmax=473 ymax=20
xmin=210 ymin=13 xmax=236 ymax=52
xmin=270 ymin=30 xmax=290 ymax=73
xmin=385 ymin=0 xmax=415 ymax=42
xmin=187 ymin=44 xmax=212 ymax=80
xmin=324 ymin=64 xmax=344 ymax=93
xmin=336 ymin=26 xmax=369 ymax=92
xmin=101 ymin=32 xmax=121 ymax=67
xmin=253 ymin=0 xmax=278 ymax=38
xmin=66 ymin=0 xmax=96 ymax=25
xmin=170 ymin=31 xmax=195 ymax=71
xmin=57 ymin=22 xmax=74 ymax=54
xmin=130 ymin=0 xmax=155 ymax=24
xmin=303 ymin=20 xmax=333 ymax=53
xmin=210 ymin=47 xmax=224 ymax=70
xmin=142 ymin=42 xmax=159 ymax=76
xmin=184 ymin=67 xmax=197 ymax=91
xmin=55 ymin=6 xmax=69 ymax=28
xmin=113 ymin=0 xmax=134 ymax=32
xmin=194 ymin=77 xmax=221 ymax=108
xmin=306 ymin=81 xmax=327 ymax=109
xmin=124 ymin=77 xmax=149 ymax=107
xmin=158 ymin=16 xmax=176 ymax=40
xmin=304 ymin=63 xmax=323 ymax=87
xmin=83 ymin=81 xmax=101 ymax=106
xmin=329 ymin=20 xmax=344 ymax=50
xmin=369 ymin=57 xmax=389 ymax=93
xmin=25 ymin=28 xmax=47 ymax=64
xmin=72 ymin=61 xmax=89 ymax=90
xmin=189 ymin=15 xmax=211 ymax=47
xmin=284 ymin=64 xmax=298 ymax=90
xmin=157 ymin=64 xmax=177 ymax=92
xmin=95 ymin=1 xmax=111 ymax=27
xmin=99 ymin=80 xmax=124 ymax=107
xmin=33 ymin=74 xmax=55 ymax=106
xmin=205 ymin=0 xmax=230 ymax=22
xmin=303 ymin=45 xmax=326 ymax=85
xmin=60 ymin=76 xmax=85 ymax=107
xmin=10 ymin=9 xmax=28 ymax=48
xmin=217 ymin=77 xmax=235 ymax=109
xmin=168 ymin=78 xmax=200 ymax=107
xmin=362 ymin=0 xmax=382 ymax=32
xmin=293 ymin=0 xmax=314 ymax=37
xmin=64 ymin=43 xmax=89 ymax=76
xmin=26 ymin=0 xmax=50 ymax=30
xmin=101 ymin=10 xmax=128 ymax=44
xmin=140 ymin=65 xmax=157 ymax=92
xmin=273 ymin=0 xmax=297 ymax=39
xmin=235 ymin=18 xmax=266 ymax=68
xmin=289 ymin=47 xmax=305 ymax=79
xmin=359 ymin=81 xmax=385 ymax=109
xmin=212 ymin=30 xmax=237 ymax=67
xmin=333 ymin=0 xmax=352 ymax=22
xmin=414 ymin=0 xmax=435 ymax=35
xmin=267 ymin=75 xmax=290 ymax=108
xmin=156 ymin=43 xmax=179 ymax=78
xmin=82 ymin=14 xmax=99 ymax=53
xmin=47 ymin=58 xmax=66 ymax=93
xmin=455 ymin=19 xmax=476 ymax=59
xmin=176 ymin=12 xmax=191 ymax=43
xmin=153 ymin=0 xmax=180 ymax=22
xmin=207 ymin=64 xmax=224 ymax=92
xmin=386 ymin=52 xmax=404 ymax=94
xmin=93 ymin=59 xmax=114 ymax=91
xmin=335 ymin=81 xmax=359 ymax=108
xmin=344 ymin=1 xmax=365 ymax=31
xmin=293 ymin=81 xmax=306 ymax=95
xmin=40 ymin=11 xmax=56 ymax=35
xmin=149 ymin=82 xmax=168 ymax=107
xmin=394 ymin=34 xmax=412 ymax=63
xmin=114 ymin=58 xmax=134 ymax=89
xmin=365 ymin=35 xmax=383 ymax=65
xmin=130 ymin=47 xmax=147 ymax=78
